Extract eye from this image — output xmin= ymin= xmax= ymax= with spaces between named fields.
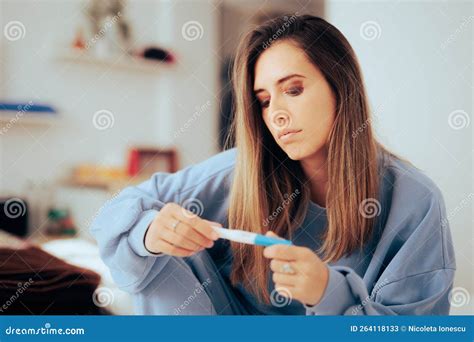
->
xmin=259 ymin=99 xmax=270 ymax=108
xmin=285 ymin=86 xmax=303 ymax=96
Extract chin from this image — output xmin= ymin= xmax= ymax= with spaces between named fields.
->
xmin=282 ymin=143 xmax=326 ymax=162
xmin=282 ymin=145 xmax=311 ymax=161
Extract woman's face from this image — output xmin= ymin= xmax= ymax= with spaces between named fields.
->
xmin=253 ymin=40 xmax=336 ymax=162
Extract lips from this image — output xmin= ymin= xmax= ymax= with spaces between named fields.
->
xmin=278 ymin=128 xmax=302 ymax=140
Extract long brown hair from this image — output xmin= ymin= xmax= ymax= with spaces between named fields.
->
xmin=226 ymin=15 xmax=381 ymax=303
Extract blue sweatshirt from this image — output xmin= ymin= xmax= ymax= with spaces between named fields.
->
xmin=90 ymin=148 xmax=456 ymax=315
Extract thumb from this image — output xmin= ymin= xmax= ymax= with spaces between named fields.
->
xmin=265 ymin=231 xmax=284 ymax=239
xmin=204 ymin=219 xmax=222 ymax=228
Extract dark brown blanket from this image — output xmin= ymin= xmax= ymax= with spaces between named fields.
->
xmin=0 ymin=245 xmax=103 ymax=315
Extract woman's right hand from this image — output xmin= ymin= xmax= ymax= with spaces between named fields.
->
xmin=144 ymin=203 xmax=221 ymax=257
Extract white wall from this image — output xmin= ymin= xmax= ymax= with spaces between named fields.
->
xmin=1 ymin=0 xmax=471 ymax=310
xmin=327 ymin=0 xmax=473 ymax=299
xmin=155 ymin=0 xmax=220 ymax=165
xmin=1 ymin=1 xmax=157 ymax=190
xmin=0 ymin=0 xmax=220 ymax=231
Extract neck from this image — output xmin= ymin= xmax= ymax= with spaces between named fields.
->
xmin=300 ymin=149 xmax=329 ymax=208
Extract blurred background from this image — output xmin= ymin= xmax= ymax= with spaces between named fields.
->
xmin=0 ymin=0 xmax=472 ymax=315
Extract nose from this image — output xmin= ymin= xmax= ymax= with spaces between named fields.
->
xmin=268 ymin=100 xmax=292 ymax=131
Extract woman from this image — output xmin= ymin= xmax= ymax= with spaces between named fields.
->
xmin=91 ymin=15 xmax=455 ymax=315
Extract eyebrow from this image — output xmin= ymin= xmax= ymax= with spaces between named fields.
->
xmin=254 ymin=74 xmax=305 ymax=94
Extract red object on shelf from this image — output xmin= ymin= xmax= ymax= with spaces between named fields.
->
xmin=72 ymin=28 xmax=86 ymax=50
xmin=127 ymin=147 xmax=178 ymax=177
xmin=127 ymin=148 xmax=140 ymax=177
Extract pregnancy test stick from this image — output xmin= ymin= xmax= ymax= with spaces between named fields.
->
xmin=212 ymin=226 xmax=292 ymax=246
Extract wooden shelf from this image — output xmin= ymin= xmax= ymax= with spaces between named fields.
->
xmin=61 ymin=176 xmax=146 ymax=192
xmin=56 ymin=50 xmax=168 ymax=73
xmin=0 ymin=111 xmax=58 ymax=125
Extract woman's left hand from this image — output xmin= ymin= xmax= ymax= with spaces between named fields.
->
xmin=263 ymin=232 xmax=329 ymax=306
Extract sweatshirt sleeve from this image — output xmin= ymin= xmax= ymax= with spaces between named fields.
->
xmin=89 ymin=172 xmax=180 ymax=293
xmin=89 ymin=150 xmax=235 ymax=294
xmin=305 ymin=178 xmax=456 ymax=315
xmin=304 ymin=266 xmax=455 ymax=315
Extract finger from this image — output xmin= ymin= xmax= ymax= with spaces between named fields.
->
xmin=163 ymin=216 xmax=214 ymax=248
xmin=155 ymin=239 xmax=196 ymax=257
xmin=274 ymin=285 xmax=296 ymax=296
xmin=159 ymin=227 xmax=203 ymax=251
xmin=272 ymin=272 xmax=298 ymax=286
xmin=263 ymin=244 xmax=303 ymax=261
xmin=265 ymin=231 xmax=284 ymax=239
xmin=274 ymin=286 xmax=299 ymax=303
xmin=270 ymin=259 xmax=298 ymax=274
xmin=169 ymin=204 xmax=219 ymax=241
xmin=204 ymin=219 xmax=223 ymax=228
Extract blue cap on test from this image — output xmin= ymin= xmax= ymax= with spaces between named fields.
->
xmin=254 ymin=235 xmax=293 ymax=247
